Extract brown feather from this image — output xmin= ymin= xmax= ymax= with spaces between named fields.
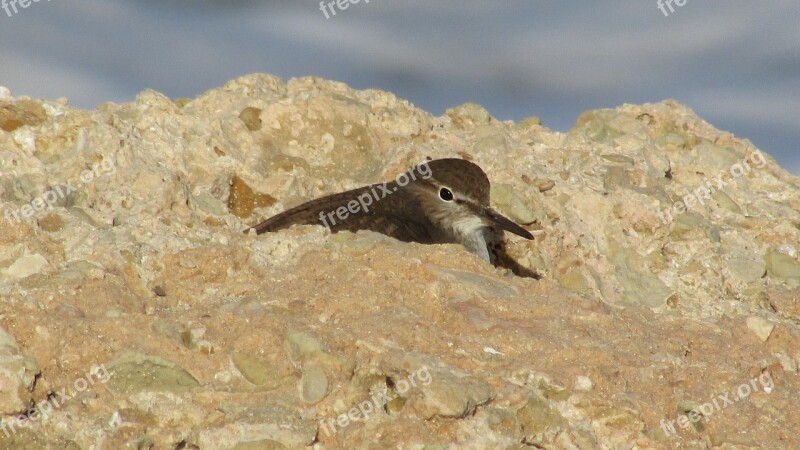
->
xmin=248 ymin=182 xmax=443 ymax=243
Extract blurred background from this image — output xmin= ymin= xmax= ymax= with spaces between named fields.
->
xmin=1 ymin=0 xmax=797 ymax=173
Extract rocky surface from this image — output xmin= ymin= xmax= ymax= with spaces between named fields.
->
xmin=0 ymin=74 xmax=798 ymax=449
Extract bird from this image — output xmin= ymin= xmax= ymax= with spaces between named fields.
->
xmin=247 ymin=158 xmax=537 ymax=277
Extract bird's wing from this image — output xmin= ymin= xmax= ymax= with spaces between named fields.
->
xmin=247 ymin=182 xmax=438 ymax=243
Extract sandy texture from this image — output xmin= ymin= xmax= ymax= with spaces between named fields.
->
xmin=0 ymin=74 xmax=798 ymax=449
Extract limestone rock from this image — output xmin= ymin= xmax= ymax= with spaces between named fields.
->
xmin=106 ymin=351 xmax=200 ymax=394
xmin=0 ymin=77 xmax=798 ymax=448
xmin=0 ymin=327 xmax=40 ymax=416
xmin=231 ymin=352 xmax=290 ymax=390
xmin=765 ymin=248 xmax=800 ymax=281
xmin=1 ymin=252 xmax=49 ymax=281
xmin=746 ymin=316 xmax=775 ymax=342
xmin=300 ymin=361 xmax=328 ymax=404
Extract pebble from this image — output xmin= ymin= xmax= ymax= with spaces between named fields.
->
xmin=231 ymin=352 xmax=288 ymax=390
xmin=1 ymin=253 xmax=49 ymax=280
xmin=106 ymin=351 xmax=200 ymax=394
xmin=745 ymin=316 xmax=775 ymax=342
xmin=491 ymin=183 xmax=536 ymax=225
xmin=300 ymin=361 xmax=328 ymax=404
xmin=765 ymin=249 xmax=800 ymax=281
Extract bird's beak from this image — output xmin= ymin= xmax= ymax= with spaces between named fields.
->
xmin=480 ymin=207 xmax=534 ymax=240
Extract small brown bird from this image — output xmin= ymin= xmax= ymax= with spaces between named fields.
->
xmin=248 ymin=158 xmax=537 ymax=277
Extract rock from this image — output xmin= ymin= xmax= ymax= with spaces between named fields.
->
xmin=574 ymin=376 xmax=593 ymax=392
xmin=196 ymin=403 xmax=316 ymax=449
xmin=231 ymin=439 xmax=287 ymax=450
xmin=106 ymin=351 xmax=200 ymax=394
xmin=693 ymin=140 xmax=741 ymax=169
xmin=285 ymin=329 xmax=325 ymax=362
xmin=0 ymin=77 xmax=799 ymax=448
xmin=38 ymin=213 xmax=65 ymax=232
xmin=409 ymin=368 xmax=493 ymax=419
xmin=726 ymin=253 xmax=766 ymax=283
xmin=553 ymin=254 xmax=597 ymax=297
xmin=53 ymin=303 xmax=86 ymax=319
xmin=239 ymin=107 xmax=263 ymax=132
xmin=746 ymin=316 xmax=775 ymax=342
xmin=1 ymin=253 xmax=49 ymax=281
xmin=485 ymin=406 xmax=521 ymax=435
xmin=300 ymin=361 xmax=328 ymax=404
xmin=776 ymin=352 xmax=798 ymax=373
xmin=491 ymin=183 xmax=536 ymax=225
xmin=232 ymin=352 xmax=290 ymax=390
xmin=446 ymin=103 xmax=492 ymax=129
xmin=0 ymin=100 xmax=47 ymax=132
xmin=0 ymin=328 xmax=40 ymax=415
xmin=765 ymin=249 xmax=800 ymax=281
xmin=605 ymin=238 xmax=673 ymax=307
xmin=0 ymin=331 xmax=18 ymax=356
xmin=710 ymin=189 xmax=742 ymax=214
xmin=228 ymin=175 xmax=277 ymax=219
xmin=619 ymin=269 xmax=672 ymax=307
xmin=516 ymin=396 xmax=567 ymax=442
xmin=768 ymin=287 xmax=800 ymax=320
xmin=192 ymin=192 xmax=228 ymax=216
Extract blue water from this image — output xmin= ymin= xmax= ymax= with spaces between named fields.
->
xmin=1 ymin=0 xmax=797 ymax=173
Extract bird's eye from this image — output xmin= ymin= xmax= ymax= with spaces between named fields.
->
xmin=439 ymin=187 xmax=454 ymax=202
